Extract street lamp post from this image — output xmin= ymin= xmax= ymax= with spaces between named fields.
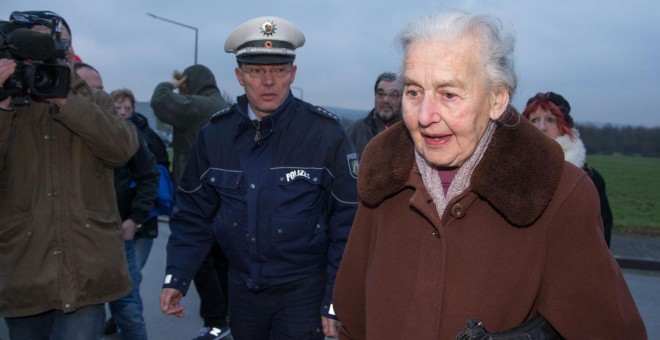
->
xmin=146 ymin=13 xmax=198 ymax=65
xmin=291 ymin=86 xmax=303 ymax=100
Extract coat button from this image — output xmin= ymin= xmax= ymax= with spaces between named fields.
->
xmin=450 ymin=203 xmax=465 ymax=218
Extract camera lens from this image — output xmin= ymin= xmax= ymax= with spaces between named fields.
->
xmin=33 ymin=65 xmax=60 ymax=93
xmin=24 ymin=63 xmax=71 ymax=98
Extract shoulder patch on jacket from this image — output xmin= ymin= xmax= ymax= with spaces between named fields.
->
xmin=210 ymin=104 xmax=236 ymax=122
xmin=309 ymin=105 xmax=339 ymax=121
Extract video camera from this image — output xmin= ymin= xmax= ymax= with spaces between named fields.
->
xmin=0 ymin=11 xmax=72 ymax=105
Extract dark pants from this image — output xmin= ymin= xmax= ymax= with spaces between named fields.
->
xmin=193 ymin=243 xmax=229 ymax=328
xmin=5 ymin=304 xmax=105 ymax=340
xmin=227 ymin=271 xmax=326 ymax=340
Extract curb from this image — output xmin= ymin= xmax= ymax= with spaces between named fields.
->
xmin=616 ymin=256 xmax=660 ymax=271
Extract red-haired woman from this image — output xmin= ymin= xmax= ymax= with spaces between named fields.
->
xmin=522 ymin=91 xmax=613 ymax=247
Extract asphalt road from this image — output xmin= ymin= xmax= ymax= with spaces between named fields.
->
xmin=620 ymin=268 xmax=660 ymax=338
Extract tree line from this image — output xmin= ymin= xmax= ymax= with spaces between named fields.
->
xmin=578 ymin=124 xmax=660 ymax=157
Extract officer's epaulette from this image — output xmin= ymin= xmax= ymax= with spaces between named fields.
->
xmin=309 ymin=105 xmax=339 ymax=121
xmin=210 ymin=104 xmax=236 ymax=122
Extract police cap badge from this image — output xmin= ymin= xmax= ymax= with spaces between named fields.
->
xmin=224 ymin=16 xmax=305 ymax=65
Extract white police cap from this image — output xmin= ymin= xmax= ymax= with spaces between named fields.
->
xmin=224 ymin=16 xmax=305 ymax=65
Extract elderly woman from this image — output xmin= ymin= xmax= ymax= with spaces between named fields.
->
xmin=522 ymin=92 xmax=613 ymax=247
xmin=333 ymin=11 xmax=646 ymax=339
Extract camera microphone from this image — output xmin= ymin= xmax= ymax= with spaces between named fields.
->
xmin=7 ymin=28 xmax=55 ymax=61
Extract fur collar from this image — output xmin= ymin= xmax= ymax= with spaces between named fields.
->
xmin=358 ymin=118 xmax=565 ymax=227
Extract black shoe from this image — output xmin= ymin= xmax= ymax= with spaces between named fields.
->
xmin=104 ymin=317 xmax=118 ymax=335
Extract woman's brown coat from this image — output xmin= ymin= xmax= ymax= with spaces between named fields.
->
xmin=334 ymin=119 xmax=646 ymax=339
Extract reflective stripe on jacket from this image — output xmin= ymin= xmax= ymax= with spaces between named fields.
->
xmin=165 ymin=94 xmax=358 ymax=318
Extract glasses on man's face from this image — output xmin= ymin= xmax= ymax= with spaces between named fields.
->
xmin=376 ymin=90 xmax=401 ymax=100
xmin=240 ymin=66 xmax=293 ymax=79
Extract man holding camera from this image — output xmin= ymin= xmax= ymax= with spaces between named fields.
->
xmin=0 ymin=11 xmax=138 ymax=339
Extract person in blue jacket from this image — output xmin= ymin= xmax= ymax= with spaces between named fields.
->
xmin=159 ymin=16 xmax=359 ymax=340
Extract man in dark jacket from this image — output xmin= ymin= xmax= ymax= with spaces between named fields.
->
xmin=346 ymin=72 xmax=401 ymax=158
xmin=74 ymin=62 xmax=105 ymax=91
xmin=113 ymin=88 xmax=172 ymax=249
xmin=160 ymin=16 xmax=358 ymax=340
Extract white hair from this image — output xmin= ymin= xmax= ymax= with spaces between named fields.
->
xmin=397 ymin=11 xmax=517 ymax=98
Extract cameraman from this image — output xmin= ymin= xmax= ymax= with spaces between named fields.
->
xmin=0 ymin=11 xmax=139 ymax=340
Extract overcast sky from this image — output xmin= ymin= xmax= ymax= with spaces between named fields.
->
xmin=3 ymin=0 xmax=659 ymax=127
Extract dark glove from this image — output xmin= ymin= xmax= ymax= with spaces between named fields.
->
xmin=456 ymin=315 xmax=563 ymax=340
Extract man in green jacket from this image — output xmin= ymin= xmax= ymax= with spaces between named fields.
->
xmin=0 ymin=10 xmax=138 ymax=339
xmin=150 ymin=64 xmax=229 ymax=186
xmin=150 ymin=64 xmax=231 ymax=339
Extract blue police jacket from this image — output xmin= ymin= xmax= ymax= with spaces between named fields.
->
xmin=164 ymin=93 xmax=359 ymax=318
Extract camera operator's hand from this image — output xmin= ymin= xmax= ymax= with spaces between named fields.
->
xmin=0 ymin=59 xmax=17 ymax=110
xmin=0 ymin=59 xmax=17 ymax=85
xmin=45 ymin=97 xmax=67 ymax=108
xmin=170 ymin=75 xmax=187 ymax=90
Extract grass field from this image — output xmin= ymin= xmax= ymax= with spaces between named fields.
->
xmin=588 ymin=155 xmax=660 ymax=236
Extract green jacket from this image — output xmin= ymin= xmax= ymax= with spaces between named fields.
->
xmin=0 ymin=76 xmax=139 ymax=317
xmin=150 ymin=64 xmax=228 ymax=185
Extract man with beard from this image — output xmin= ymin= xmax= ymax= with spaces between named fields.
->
xmin=346 ymin=72 xmax=401 ymax=158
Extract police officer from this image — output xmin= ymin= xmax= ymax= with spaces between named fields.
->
xmin=160 ymin=16 xmax=358 ymax=340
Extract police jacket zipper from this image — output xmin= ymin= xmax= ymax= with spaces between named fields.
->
xmin=252 ymin=119 xmax=261 ymax=142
